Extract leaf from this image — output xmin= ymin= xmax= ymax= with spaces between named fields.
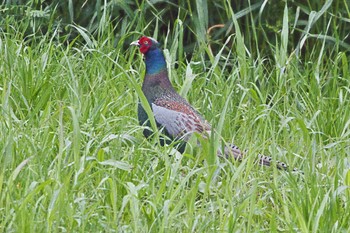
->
xmin=99 ymin=159 xmax=133 ymax=171
xmin=10 ymin=156 xmax=33 ymax=182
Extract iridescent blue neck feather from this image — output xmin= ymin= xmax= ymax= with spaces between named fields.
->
xmin=145 ymin=47 xmax=167 ymax=74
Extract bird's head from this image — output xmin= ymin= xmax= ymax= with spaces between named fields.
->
xmin=130 ymin=36 xmax=160 ymax=54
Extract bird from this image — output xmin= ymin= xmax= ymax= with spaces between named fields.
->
xmin=130 ymin=36 xmax=294 ymax=171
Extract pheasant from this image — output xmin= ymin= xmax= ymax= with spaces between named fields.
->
xmin=130 ymin=36 xmax=293 ymax=171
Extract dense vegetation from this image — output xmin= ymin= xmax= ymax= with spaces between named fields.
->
xmin=1 ymin=0 xmax=350 ymax=232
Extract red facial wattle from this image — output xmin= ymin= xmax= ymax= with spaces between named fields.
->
xmin=139 ymin=44 xmax=149 ymax=54
xmin=138 ymin=37 xmax=152 ymax=54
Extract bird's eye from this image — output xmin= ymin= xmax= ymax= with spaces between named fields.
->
xmin=144 ymin=41 xmax=149 ymax=45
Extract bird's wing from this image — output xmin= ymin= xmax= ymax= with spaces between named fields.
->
xmin=151 ymin=100 xmax=210 ymax=140
xmin=152 ymin=100 xmax=295 ymax=171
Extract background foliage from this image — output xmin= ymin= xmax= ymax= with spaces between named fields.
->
xmin=1 ymin=0 xmax=350 ymax=232
xmin=2 ymin=0 xmax=349 ymax=52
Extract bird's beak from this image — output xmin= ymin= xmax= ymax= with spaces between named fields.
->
xmin=130 ymin=40 xmax=140 ymax=47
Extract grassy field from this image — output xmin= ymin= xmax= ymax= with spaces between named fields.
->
xmin=1 ymin=1 xmax=350 ymax=232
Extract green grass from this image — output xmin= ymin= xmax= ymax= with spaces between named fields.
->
xmin=1 ymin=1 xmax=350 ymax=232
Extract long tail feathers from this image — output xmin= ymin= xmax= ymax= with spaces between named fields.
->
xmin=220 ymin=144 xmax=299 ymax=172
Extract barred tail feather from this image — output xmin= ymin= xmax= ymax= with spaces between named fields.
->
xmin=221 ymin=144 xmax=299 ymax=172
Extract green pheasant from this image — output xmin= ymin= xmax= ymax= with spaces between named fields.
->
xmin=131 ymin=36 xmax=295 ymax=171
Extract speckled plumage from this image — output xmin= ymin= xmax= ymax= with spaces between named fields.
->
xmin=131 ymin=36 xmax=297 ymax=171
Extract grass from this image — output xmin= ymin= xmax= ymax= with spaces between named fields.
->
xmin=1 ymin=1 xmax=350 ymax=232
